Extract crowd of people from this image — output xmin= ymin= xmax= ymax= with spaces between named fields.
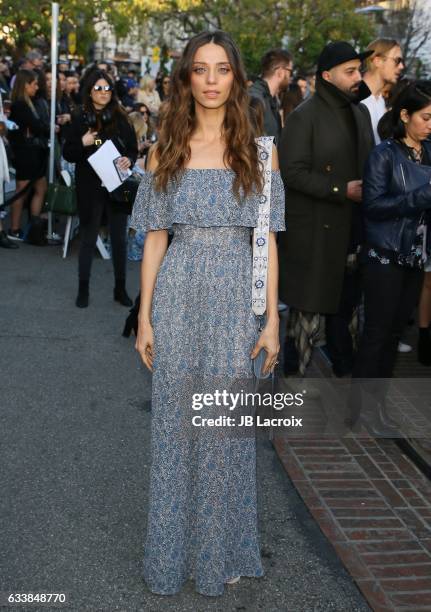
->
xmin=2 ymin=29 xmax=431 ymax=598
xmin=0 ymin=51 xmax=163 ymax=244
xmin=127 ymin=29 xmax=431 ymax=597
xmin=1 ymin=37 xmax=431 ymax=398
xmin=0 ymin=51 xmax=166 ymax=303
xmin=245 ymin=40 xmax=431 ymax=406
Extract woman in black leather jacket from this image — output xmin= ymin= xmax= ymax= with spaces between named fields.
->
xmin=63 ymin=69 xmax=137 ymax=308
xmin=353 ymin=81 xmax=431 ymax=389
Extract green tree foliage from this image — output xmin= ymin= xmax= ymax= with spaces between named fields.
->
xmin=146 ymin=0 xmax=375 ymax=74
xmin=0 ymin=0 xmax=51 ymax=56
xmin=0 ymin=0 xmax=176 ymax=57
xmin=286 ymin=0 xmax=375 ymax=71
xmin=158 ymin=0 xmax=287 ymax=74
xmin=0 ymin=0 xmax=108 ymax=57
xmin=0 ymin=0 xmax=375 ymax=72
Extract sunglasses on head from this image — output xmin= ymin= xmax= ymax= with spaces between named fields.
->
xmin=93 ymin=85 xmax=112 ymax=92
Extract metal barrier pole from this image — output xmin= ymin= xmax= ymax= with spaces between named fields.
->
xmin=48 ymin=2 xmax=59 ymax=239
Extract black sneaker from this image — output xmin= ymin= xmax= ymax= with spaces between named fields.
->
xmin=7 ymin=228 xmax=24 ymax=241
xmin=0 ymin=230 xmax=19 ymax=249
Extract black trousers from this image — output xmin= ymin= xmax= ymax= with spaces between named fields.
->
xmin=325 ymin=267 xmax=362 ymax=374
xmin=78 ymin=193 xmax=128 ymax=283
xmin=352 ymin=262 xmax=423 ymax=378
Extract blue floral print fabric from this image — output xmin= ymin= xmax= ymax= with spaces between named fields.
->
xmin=130 ymin=169 xmax=285 ymax=596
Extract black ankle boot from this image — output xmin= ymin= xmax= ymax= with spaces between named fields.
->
xmin=418 ymin=327 xmax=431 ymax=366
xmin=114 ymin=280 xmax=133 ymax=307
xmin=76 ymin=280 xmax=89 ymax=308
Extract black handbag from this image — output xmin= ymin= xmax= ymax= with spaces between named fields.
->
xmin=106 ymin=132 xmax=140 ymax=208
xmin=109 ymin=175 xmax=140 ymax=206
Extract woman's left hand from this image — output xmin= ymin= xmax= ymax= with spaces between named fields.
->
xmin=250 ymin=318 xmax=280 ymax=375
xmin=56 ymin=113 xmax=71 ymax=125
xmin=116 ymin=156 xmax=131 ymax=171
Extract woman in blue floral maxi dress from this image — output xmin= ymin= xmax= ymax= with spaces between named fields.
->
xmin=131 ymin=31 xmax=286 ymax=597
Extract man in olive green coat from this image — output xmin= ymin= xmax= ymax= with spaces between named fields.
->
xmin=278 ymin=41 xmax=374 ymax=376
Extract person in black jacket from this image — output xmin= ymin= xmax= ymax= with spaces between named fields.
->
xmin=248 ymin=49 xmax=293 ymax=142
xmin=8 ymin=69 xmax=50 ymax=241
xmin=351 ymin=81 xmax=431 ymax=432
xmin=278 ymin=42 xmax=374 ymax=377
xmin=63 ymin=69 xmax=138 ymax=308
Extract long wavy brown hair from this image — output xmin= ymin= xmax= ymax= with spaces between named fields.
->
xmin=154 ymin=30 xmax=263 ymax=198
xmin=11 ymin=69 xmax=38 ymax=109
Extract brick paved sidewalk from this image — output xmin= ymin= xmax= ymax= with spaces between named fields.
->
xmin=273 ymin=433 xmax=431 ymax=611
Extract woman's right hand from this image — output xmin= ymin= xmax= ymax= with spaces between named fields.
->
xmin=82 ymin=129 xmax=98 ymax=146
xmin=57 ymin=113 xmax=71 ymax=125
xmin=135 ymin=321 xmax=154 ymax=372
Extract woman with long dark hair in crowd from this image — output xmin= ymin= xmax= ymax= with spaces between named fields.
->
xmin=131 ymin=30 xmax=285 ymax=596
xmin=130 ymin=103 xmax=154 ymax=159
xmin=280 ymin=82 xmax=304 ymax=125
xmin=157 ymin=73 xmax=171 ymax=101
xmin=63 ymin=69 xmax=137 ymax=308
xmin=33 ymin=69 xmax=50 ymax=128
xmin=352 ymin=81 xmax=431 ymax=430
xmin=47 ymin=69 xmax=73 ymax=133
xmin=8 ymin=69 xmax=49 ymax=241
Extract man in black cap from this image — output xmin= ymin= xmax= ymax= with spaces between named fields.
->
xmin=278 ymin=41 xmax=374 ymax=378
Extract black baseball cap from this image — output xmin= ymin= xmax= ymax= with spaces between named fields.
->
xmin=317 ymin=41 xmax=374 ymax=74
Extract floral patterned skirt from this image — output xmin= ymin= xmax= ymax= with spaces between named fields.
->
xmin=143 ymin=224 xmax=264 ymax=596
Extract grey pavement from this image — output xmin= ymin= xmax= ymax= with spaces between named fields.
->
xmin=0 ymin=238 xmax=370 ymax=612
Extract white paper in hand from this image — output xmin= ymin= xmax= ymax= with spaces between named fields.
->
xmin=87 ymin=139 xmax=131 ymax=192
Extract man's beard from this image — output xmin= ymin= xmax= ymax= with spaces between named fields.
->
xmin=341 ymin=82 xmax=360 ymax=98
xmin=348 ymin=80 xmax=371 ymax=104
xmin=280 ymin=76 xmax=290 ymax=93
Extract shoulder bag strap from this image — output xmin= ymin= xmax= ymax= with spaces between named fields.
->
xmin=252 ymin=136 xmax=273 ymax=316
